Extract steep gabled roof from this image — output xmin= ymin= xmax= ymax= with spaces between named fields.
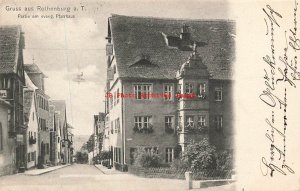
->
xmin=109 ymin=15 xmax=235 ymax=80
xmin=0 ymin=26 xmax=22 ymax=74
xmin=24 ymin=63 xmax=47 ymax=77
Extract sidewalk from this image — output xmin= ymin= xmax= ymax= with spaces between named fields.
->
xmin=24 ymin=164 xmax=71 ymax=176
xmin=94 ymin=164 xmax=124 ymax=175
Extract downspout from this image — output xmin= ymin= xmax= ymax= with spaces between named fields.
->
xmin=121 ymin=80 xmax=126 ymax=169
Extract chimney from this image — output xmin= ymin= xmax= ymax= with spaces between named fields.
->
xmin=180 ymin=24 xmax=191 ymax=47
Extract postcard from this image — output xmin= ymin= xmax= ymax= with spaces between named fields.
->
xmin=0 ymin=0 xmax=299 ymax=190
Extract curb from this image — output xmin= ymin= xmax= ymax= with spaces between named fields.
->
xmin=94 ymin=165 xmax=106 ymax=174
xmin=24 ymin=164 xmax=71 ymax=176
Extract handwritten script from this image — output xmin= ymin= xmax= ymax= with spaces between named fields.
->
xmin=259 ymin=1 xmax=300 ymax=177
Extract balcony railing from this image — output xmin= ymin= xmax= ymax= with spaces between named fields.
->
xmin=133 ymin=124 xmax=154 ymax=134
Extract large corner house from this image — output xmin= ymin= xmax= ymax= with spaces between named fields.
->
xmin=103 ymin=15 xmax=235 ymax=171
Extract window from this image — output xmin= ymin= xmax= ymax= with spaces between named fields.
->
xmin=197 ymin=83 xmax=206 ymax=97
xmin=114 ymin=119 xmax=118 ymax=133
xmin=134 ymin=116 xmax=151 ymax=129
xmin=134 ymin=84 xmax=152 ymax=100
xmin=164 ymin=84 xmax=173 ymax=100
xmin=215 ymin=116 xmax=223 ymax=130
xmin=31 ymin=152 xmax=34 ymax=161
xmin=28 ymin=153 xmax=31 ymax=162
xmin=166 ymin=148 xmax=174 ymax=163
xmin=165 ymin=116 xmax=173 ymax=128
xmin=32 ymin=112 xmax=35 ymax=121
xmin=135 ymin=116 xmax=143 ymax=129
xmin=185 ymin=83 xmax=193 ymax=93
xmin=177 ymin=84 xmax=182 ymax=93
xmin=0 ymin=123 xmax=2 ymax=151
xmin=1 ymin=77 xmax=10 ymax=89
xmin=186 ymin=116 xmax=194 ymax=127
xmin=46 ymin=143 xmax=49 ymax=155
xmin=198 ymin=115 xmax=206 ymax=127
xmin=215 ymin=87 xmax=223 ymax=101
xmin=130 ymin=148 xmax=137 ymax=164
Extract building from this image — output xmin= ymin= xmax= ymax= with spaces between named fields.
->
xmin=0 ymin=26 xmax=26 ymax=172
xmin=93 ymin=113 xmax=105 ymax=160
xmin=0 ymin=98 xmax=15 ymax=176
xmin=103 ymin=15 xmax=235 ymax=171
xmin=24 ymin=88 xmax=38 ymax=169
xmin=24 ymin=63 xmax=51 ymax=165
xmin=52 ymin=100 xmax=72 ymax=164
xmin=67 ymin=123 xmax=74 ymax=164
xmin=48 ymin=103 xmax=59 ymax=165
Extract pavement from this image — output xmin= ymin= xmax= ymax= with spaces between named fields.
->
xmin=0 ymin=164 xmax=235 ymax=191
xmin=24 ymin=164 xmax=71 ymax=176
xmin=94 ymin=164 xmax=124 ymax=175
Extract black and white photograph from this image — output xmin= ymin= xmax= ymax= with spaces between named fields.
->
xmin=0 ymin=0 xmax=300 ymax=191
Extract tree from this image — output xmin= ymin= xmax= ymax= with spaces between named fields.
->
xmin=86 ymin=134 xmax=94 ymax=153
xmin=133 ymin=148 xmax=161 ymax=168
xmin=76 ymin=151 xmax=88 ymax=164
xmin=182 ymin=138 xmax=217 ymax=171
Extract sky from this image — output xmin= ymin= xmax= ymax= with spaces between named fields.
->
xmin=0 ymin=0 xmax=234 ymax=136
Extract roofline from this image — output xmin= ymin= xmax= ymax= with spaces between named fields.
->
xmin=110 ymin=14 xmax=235 ymax=23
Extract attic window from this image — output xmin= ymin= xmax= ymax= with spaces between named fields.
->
xmin=130 ymin=55 xmax=158 ymax=68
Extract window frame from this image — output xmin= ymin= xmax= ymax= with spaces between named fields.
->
xmin=165 ymin=147 xmax=174 ymax=163
xmin=197 ymin=83 xmax=206 ymax=97
xmin=198 ymin=115 xmax=206 ymax=127
xmin=185 ymin=116 xmax=194 ymax=127
xmin=214 ymin=86 xmax=223 ymax=101
xmin=185 ymin=83 xmax=194 ymax=94
xmin=133 ymin=84 xmax=152 ymax=100
xmin=164 ymin=116 xmax=173 ymax=129
xmin=134 ymin=116 xmax=152 ymax=129
xmin=163 ymin=83 xmax=174 ymax=101
xmin=215 ymin=115 xmax=223 ymax=130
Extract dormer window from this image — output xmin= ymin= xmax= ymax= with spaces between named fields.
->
xmin=129 ymin=55 xmax=158 ymax=68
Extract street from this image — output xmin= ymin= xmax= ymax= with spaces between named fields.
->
xmin=0 ymin=164 xmax=188 ymax=191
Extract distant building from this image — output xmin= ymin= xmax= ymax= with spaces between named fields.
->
xmin=48 ymin=103 xmax=59 ymax=165
xmin=103 ymin=15 xmax=235 ymax=171
xmin=93 ymin=113 xmax=105 ymax=159
xmin=0 ymin=25 xmax=26 ymax=172
xmin=24 ymin=88 xmax=38 ymax=169
xmin=24 ymin=63 xmax=51 ymax=165
xmin=52 ymin=100 xmax=72 ymax=164
xmin=0 ymin=98 xmax=15 ymax=176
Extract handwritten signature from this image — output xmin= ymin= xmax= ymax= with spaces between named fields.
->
xmin=260 ymin=1 xmax=299 ymax=177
